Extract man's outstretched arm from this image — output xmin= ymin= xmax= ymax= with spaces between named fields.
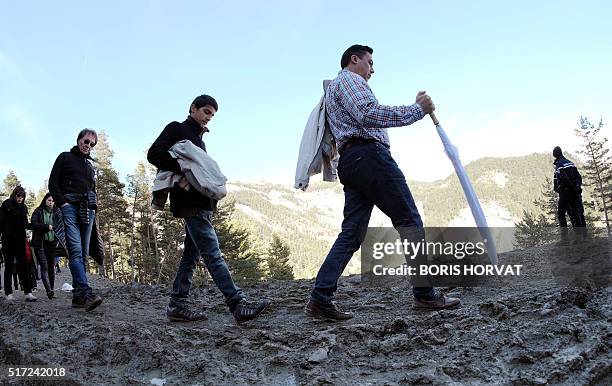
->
xmin=337 ymin=71 xmax=428 ymax=129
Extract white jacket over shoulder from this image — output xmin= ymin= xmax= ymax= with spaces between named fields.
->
xmin=152 ymin=140 xmax=227 ymax=207
xmin=294 ymin=80 xmax=338 ymax=191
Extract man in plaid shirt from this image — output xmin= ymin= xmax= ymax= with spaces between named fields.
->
xmin=306 ymin=45 xmax=461 ymax=321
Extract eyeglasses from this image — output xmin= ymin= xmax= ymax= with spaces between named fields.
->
xmin=83 ymin=139 xmax=96 ymax=147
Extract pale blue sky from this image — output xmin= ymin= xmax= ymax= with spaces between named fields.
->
xmin=1 ymin=0 xmax=610 ymax=190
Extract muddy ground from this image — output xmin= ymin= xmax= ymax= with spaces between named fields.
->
xmin=1 ymin=242 xmax=611 ymax=385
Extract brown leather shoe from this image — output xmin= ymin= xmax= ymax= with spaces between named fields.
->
xmin=305 ymin=300 xmax=353 ymax=321
xmin=84 ymin=294 xmax=103 ymax=312
xmin=414 ymin=291 xmax=461 ymax=310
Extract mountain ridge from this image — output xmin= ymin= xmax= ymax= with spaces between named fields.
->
xmin=227 ymin=152 xmax=557 ymax=278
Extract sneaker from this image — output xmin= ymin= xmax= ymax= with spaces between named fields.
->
xmin=84 ymin=294 xmax=103 ymax=312
xmin=232 ymin=299 xmax=270 ymax=324
xmin=47 ymin=290 xmax=56 ymax=300
xmin=6 ymin=294 xmax=15 ymax=301
xmin=25 ymin=293 xmax=37 ymax=302
xmin=305 ymin=300 xmax=353 ymax=321
xmin=166 ymin=305 xmax=207 ymax=322
xmin=413 ymin=290 xmax=460 ymax=310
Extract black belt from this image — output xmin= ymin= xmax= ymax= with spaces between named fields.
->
xmin=339 ymin=137 xmax=379 ymax=154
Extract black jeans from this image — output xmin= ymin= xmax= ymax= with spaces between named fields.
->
xmin=3 ymin=255 xmax=32 ymax=295
xmin=29 ymin=261 xmax=38 ymax=289
xmin=312 ymin=142 xmax=434 ymax=305
xmin=558 ymin=192 xmax=586 ymax=228
xmin=35 ymin=240 xmax=56 ymax=293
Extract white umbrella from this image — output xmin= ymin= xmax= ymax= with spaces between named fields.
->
xmin=430 ymin=113 xmax=498 ymax=265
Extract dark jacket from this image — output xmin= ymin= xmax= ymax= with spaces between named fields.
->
xmin=553 ymin=157 xmax=582 ymax=194
xmin=52 ymin=206 xmax=104 ymax=265
xmin=0 ymin=199 xmax=47 ymax=258
xmin=30 ymin=206 xmax=54 ymax=249
xmin=147 ymin=116 xmax=215 ymax=217
xmin=48 ymin=146 xmax=96 ymax=207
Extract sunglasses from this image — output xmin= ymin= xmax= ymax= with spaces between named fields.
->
xmin=16 ymin=194 xmax=25 ymax=198
xmin=83 ymin=139 xmax=96 ymax=147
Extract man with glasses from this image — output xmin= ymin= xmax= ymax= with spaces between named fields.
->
xmin=49 ymin=129 xmax=103 ymax=311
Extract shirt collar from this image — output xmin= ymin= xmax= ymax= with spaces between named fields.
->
xmin=185 ymin=116 xmax=209 ymax=134
xmin=70 ymin=146 xmax=94 ymax=160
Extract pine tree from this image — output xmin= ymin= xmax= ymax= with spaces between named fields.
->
xmin=127 ymin=161 xmax=159 ymax=284
xmin=25 ymin=190 xmax=37 ymax=215
xmin=533 ymin=176 xmax=558 ymax=223
xmin=514 ymin=211 xmax=557 ymax=248
xmin=514 ymin=178 xmax=558 ymax=248
xmin=154 ymin=209 xmax=185 ymax=284
xmin=213 ymin=199 xmax=266 ymax=283
xmin=34 ymin=180 xmax=49 ymax=205
xmin=574 ymin=117 xmax=612 ymax=235
xmin=266 ymin=234 xmax=294 ymax=280
xmin=92 ymin=132 xmax=130 ymax=280
xmin=1 ymin=170 xmax=21 ymax=200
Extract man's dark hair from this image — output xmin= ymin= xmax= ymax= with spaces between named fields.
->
xmin=553 ymin=146 xmax=563 ymax=159
xmin=9 ymin=185 xmax=26 ymax=201
xmin=77 ymin=128 xmax=98 ymax=144
xmin=190 ymin=94 xmax=218 ymax=114
xmin=340 ymin=45 xmax=373 ymax=69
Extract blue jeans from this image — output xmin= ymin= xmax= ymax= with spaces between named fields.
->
xmin=311 ymin=142 xmax=434 ymax=304
xmin=61 ymin=204 xmax=94 ymax=299
xmin=170 ymin=209 xmax=245 ymax=310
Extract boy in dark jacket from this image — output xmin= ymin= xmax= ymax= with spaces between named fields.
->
xmin=147 ymin=94 xmax=269 ymax=323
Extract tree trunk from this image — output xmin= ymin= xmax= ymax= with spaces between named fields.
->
xmin=129 ymin=189 xmax=138 ymax=285
xmin=107 ymin=231 xmax=116 ymax=280
xmin=150 ymin=212 xmax=161 ymax=285
xmin=586 ymin=141 xmax=611 ymax=235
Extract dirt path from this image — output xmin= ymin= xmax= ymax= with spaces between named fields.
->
xmin=1 ymin=247 xmax=611 ymax=385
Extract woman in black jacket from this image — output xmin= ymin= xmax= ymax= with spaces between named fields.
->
xmin=0 ymin=186 xmax=50 ymax=301
xmin=31 ymin=192 xmax=57 ymax=299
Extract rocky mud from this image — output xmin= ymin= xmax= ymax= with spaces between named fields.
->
xmin=1 ymin=243 xmax=611 ymax=385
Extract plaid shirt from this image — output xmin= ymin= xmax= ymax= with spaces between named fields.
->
xmin=325 ymin=69 xmax=425 ymax=150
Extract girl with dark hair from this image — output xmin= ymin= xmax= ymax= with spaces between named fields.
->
xmin=0 ymin=186 xmax=50 ymax=301
xmin=31 ymin=192 xmax=57 ymax=299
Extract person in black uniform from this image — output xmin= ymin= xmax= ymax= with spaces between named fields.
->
xmin=553 ymin=146 xmax=586 ymax=238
